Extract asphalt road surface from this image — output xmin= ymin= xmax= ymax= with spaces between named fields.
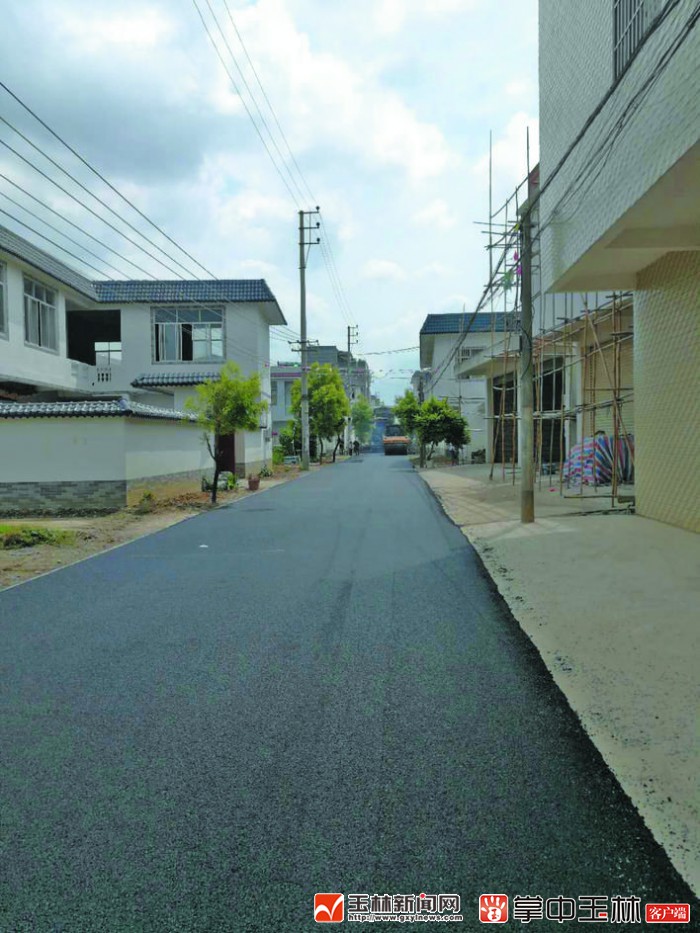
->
xmin=1 ymin=455 xmax=696 ymax=931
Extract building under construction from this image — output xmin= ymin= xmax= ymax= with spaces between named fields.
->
xmin=454 ymin=167 xmax=635 ymax=509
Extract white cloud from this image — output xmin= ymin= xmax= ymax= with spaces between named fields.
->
xmin=415 ymin=261 xmax=453 ymax=277
xmin=374 ymin=0 xmax=481 ymax=35
xmin=361 ymin=259 xmax=407 ymax=281
xmin=55 ymin=8 xmax=174 ymax=51
xmin=234 ymin=0 xmax=457 ymax=179
xmin=412 ymin=199 xmax=457 ymax=230
xmin=504 ymin=79 xmax=533 ymax=99
xmin=238 ymin=259 xmax=280 ymax=277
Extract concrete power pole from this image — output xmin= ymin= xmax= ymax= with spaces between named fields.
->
xmin=299 ymin=208 xmax=320 ymax=471
xmin=345 ymin=324 xmax=358 ymax=452
xmin=418 ymin=370 xmax=427 ymax=469
xmin=520 ymin=207 xmax=535 ymax=523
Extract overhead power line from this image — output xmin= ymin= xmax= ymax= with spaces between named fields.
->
xmin=191 ymin=0 xmax=302 ymax=208
xmin=364 ymin=346 xmax=419 ymax=355
xmin=221 ymin=0 xmax=317 ymax=205
xmin=0 ymin=81 xmax=299 ymax=369
xmin=0 ymin=113 xmax=208 ymax=279
xmin=0 ymin=190 xmax=127 ymax=279
xmin=0 ymin=79 xmax=217 ymax=279
xmin=0 ymin=170 xmax=159 ymax=278
xmin=191 ymin=0 xmax=360 ymax=337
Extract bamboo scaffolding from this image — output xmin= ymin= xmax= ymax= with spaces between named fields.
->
xmin=482 ymin=165 xmax=634 ymax=508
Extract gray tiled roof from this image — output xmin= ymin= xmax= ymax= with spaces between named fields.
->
xmin=94 ymin=280 xmax=275 ymax=303
xmin=0 ymin=399 xmax=196 ymax=421
xmin=0 ymin=226 xmax=95 ymax=297
xmin=131 ymin=372 xmax=220 ymax=388
xmin=0 ymin=225 xmax=278 ymax=307
xmin=420 ymin=313 xmax=509 ymax=335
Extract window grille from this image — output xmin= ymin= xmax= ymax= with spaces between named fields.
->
xmin=614 ymin=0 xmax=668 ymax=78
xmin=458 ymin=346 xmax=485 ymax=362
xmin=0 ymin=262 xmax=6 ymax=335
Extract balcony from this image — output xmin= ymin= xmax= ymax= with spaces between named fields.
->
xmin=69 ymin=360 xmax=122 ymax=393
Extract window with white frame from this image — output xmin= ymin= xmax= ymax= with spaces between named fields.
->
xmin=614 ymin=0 xmax=668 ymax=78
xmin=24 ymin=277 xmax=58 ymax=351
xmin=94 ymin=341 xmax=122 ymax=365
xmin=0 ymin=262 xmax=6 ymax=335
xmin=153 ymin=306 xmax=224 ymax=362
xmin=271 ymin=380 xmax=278 ymax=406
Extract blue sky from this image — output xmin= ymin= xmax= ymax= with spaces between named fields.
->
xmin=0 ymin=0 xmax=539 ymax=403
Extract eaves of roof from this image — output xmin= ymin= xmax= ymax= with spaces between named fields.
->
xmin=0 ymin=399 xmax=197 ymax=421
xmin=131 ymin=372 xmax=220 ymax=388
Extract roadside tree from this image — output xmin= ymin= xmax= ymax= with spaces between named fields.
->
xmin=393 ymin=390 xmax=420 ymax=437
xmin=290 ymin=363 xmax=350 ymax=463
xmin=415 ymin=397 xmax=470 ymax=461
xmin=185 ymin=362 xmax=267 ymax=503
xmin=351 ymin=396 xmax=374 ymax=446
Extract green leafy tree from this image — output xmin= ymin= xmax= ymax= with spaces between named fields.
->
xmin=279 ymin=420 xmax=317 ymax=460
xmin=351 ymin=395 xmax=374 ymax=445
xmin=185 ymin=362 xmax=267 ymax=502
xmin=393 ymin=390 xmax=420 ymax=437
xmin=278 ymin=423 xmax=297 ymax=457
xmin=415 ymin=397 xmax=470 ymax=461
xmin=290 ymin=363 xmax=350 ymax=462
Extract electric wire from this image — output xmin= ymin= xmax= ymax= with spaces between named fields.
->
xmin=0 ymin=170 xmax=162 ymax=278
xmin=0 ymin=114 xmax=207 ymax=279
xmin=191 ymin=0 xmax=301 ymax=209
xmin=0 ymin=80 xmax=218 ymax=279
xmin=194 ymin=1 xmax=361 ymax=345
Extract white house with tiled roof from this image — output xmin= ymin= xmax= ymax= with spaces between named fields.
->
xmin=419 ymin=312 xmax=510 ymax=459
xmin=0 ymin=225 xmax=287 ymax=509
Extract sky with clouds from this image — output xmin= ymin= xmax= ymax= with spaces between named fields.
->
xmin=0 ymin=0 xmax=538 ymax=402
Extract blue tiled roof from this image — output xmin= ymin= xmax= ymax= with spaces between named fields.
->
xmin=420 ymin=313 xmax=509 ymax=335
xmin=0 ymin=225 xmax=279 ymax=308
xmin=131 ymin=372 xmax=220 ymax=388
xmin=93 ymin=280 xmax=276 ymax=303
xmin=0 ymin=399 xmax=196 ymax=421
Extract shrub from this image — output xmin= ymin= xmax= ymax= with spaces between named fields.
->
xmin=0 ymin=525 xmax=76 ymax=549
xmin=272 ymin=446 xmax=285 ymax=465
xmin=135 ymin=490 xmax=156 ymax=514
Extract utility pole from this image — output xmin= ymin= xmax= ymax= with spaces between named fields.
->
xmin=299 ymin=208 xmax=320 ymax=471
xmin=519 ymin=206 xmax=535 ymax=523
xmin=418 ymin=369 xmax=427 ymax=469
xmin=345 ymin=324 xmax=358 ymax=452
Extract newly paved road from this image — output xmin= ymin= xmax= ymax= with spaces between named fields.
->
xmin=1 ymin=455 xmax=696 ymax=931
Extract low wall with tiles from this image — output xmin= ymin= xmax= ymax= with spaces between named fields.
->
xmin=0 ymin=416 xmax=209 ymax=513
xmin=0 ymin=479 xmax=126 ymax=513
